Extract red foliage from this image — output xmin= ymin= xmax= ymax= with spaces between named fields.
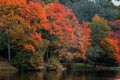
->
xmin=109 ymin=20 xmax=120 ymax=46
xmin=109 ymin=20 xmax=120 ymax=29
xmin=109 ymin=20 xmax=120 ymax=62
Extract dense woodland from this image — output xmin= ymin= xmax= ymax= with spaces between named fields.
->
xmin=0 ymin=0 xmax=120 ymax=70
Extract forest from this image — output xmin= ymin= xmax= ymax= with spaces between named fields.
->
xmin=0 ymin=0 xmax=120 ymax=71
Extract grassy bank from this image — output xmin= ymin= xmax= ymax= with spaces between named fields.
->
xmin=0 ymin=57 xmax=18 ymax=71
xmin=95 ymin=66 xmax=120 ymax=71
xmin=69 ymin=63 xmax=120 ymax=71
xmin=0 ymin=67 xmax=17 ymax=71
xmin=1 ymin=55 xmax=120 ymax=71
xmin=70 ymin=63 xmax=94 ymax=70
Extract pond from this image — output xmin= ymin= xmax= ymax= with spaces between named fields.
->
xmin=0 ymin=70 xmax=120 ymax=80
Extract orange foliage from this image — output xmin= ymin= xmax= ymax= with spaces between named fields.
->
xmin=100 ymin=38 xmax=120 ymax=62
xmin=0 ymin=0 xmax=47 ymax=52
xmin=0 ymin=0 xmax=91 ymax=60
xmin=30 ymin=33 xmax=42 ymax=45
xmin=114 ymin=47 xmax=120 ymax=62
xmin=23 ymin=1 xmax=49 ymax=30
xmin=0 ymin=0 xmax=26 ymax=5
xmin=74 ymin=22 xmax=91 ymax=59
xmin=45 ymin=2 xmax=76 ymax=40
xmin=24 ymin=44 xmax=35 ymax=52
xmin=45 ymin=2 xmax=91 ymax=60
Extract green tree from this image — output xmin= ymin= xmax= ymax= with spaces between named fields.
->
xmin=87 ymin=15 xmax=111 ymax=65
xmin=59 ymin=0 xmax=118 ymax=22
xmin=89 ymin=14 xmax=111 ymax=45
xmin=116 ymin=6 xmax=120 ymax=19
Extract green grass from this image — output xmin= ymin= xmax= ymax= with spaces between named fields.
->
xmin=0 ymin=67 xmax=18 ymax=71
xmin=105 ymin=67 xmax=120 ymax=71
xmin=70 ymin=63 xmax=94 ymax=70
xmin=70 ymin=62 xmax=120 ymax=71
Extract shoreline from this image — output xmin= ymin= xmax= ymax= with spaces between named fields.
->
xmin=0 ymin=67 xmax=18 ymax=71
xmin=1 ymin=66 xmax=120 ymax=71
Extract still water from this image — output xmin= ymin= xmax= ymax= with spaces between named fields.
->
xmin=0 ymin=70 xmax=120 ymax=80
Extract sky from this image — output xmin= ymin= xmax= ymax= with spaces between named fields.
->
xmin=112 ymin=0 xmax=120 ymax=6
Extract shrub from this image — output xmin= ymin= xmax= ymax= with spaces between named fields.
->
xmin=46 ymin=57 xmax=64 ymax=71
xmin=12 ymin=51 xmax=33 ymax=70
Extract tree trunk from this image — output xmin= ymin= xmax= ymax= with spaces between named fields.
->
xmin=46 ymin=50 xmax=49 ymax=61
xmin=7 ymin=37 xmax=11 ymax=63
xmin=64 ymin=59 xmax=68 ymax=67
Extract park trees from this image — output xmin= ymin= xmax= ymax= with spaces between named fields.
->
xmin=0 ymin=0 xmax=91 ymax=69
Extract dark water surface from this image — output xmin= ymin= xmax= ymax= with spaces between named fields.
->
xmin=0 ymin=70 xmax=120 ymax=80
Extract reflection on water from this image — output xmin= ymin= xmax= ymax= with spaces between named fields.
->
xmin=0 ymin=71 xmax=16 ymax=80
xmin=0 ymin=70 xmax=120 ymax=80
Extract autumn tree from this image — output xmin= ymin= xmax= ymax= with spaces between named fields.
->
xmin=45 ymin=2 xmax=91 ymax=66
xmin=13 ymin=1 xmax=50 ymax=68
xmin=0 ymin=0 xmax=27 ymax=62
xmin=0 ymin=0 xmax=49 ymax=67
xmin=87 ymin=15 xmax=111 ymax=65
xmin=109 ymin=20 xmax=120 ymax=63
xmin=44 ymin=2 xmax=75 ymax=61
xmin=73 ymin=22 xmax=91 ymax=60
xmin=0 ymin=0 xmax=91 ymax=69
xmin=109 ymin=20 xmax=120 ymax=46
xmin=99 ymin=38 xmax=120 ymax=66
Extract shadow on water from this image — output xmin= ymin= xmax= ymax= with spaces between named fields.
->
xmin=0 ymin=71 xmax=17 ymax=80
xmin=0 ymin=70 xmax=120 ymax=80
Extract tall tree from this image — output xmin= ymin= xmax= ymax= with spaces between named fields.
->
xmin=74 ymin=22 xmax=91 ymax=60
xmin=89 ymin=14 xmax=111 ymax=46
xmin=45 ymin=2 xmax=91 ymax=63
xmin=87 ymin=15 xmax=111 ymax=65
xmin=44 ymin=2 xmax=76 ymax=62
xmin=0 ymin=0 xmax=48 ymax=63
xmin=0 ymin=0 xmax=27 ymax=62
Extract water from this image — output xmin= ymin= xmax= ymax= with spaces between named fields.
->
xmin=0 ymin=70 xmax=120 ymax=80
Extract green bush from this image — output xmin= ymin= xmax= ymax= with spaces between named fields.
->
xmin=46 ymin=57 xmax=64 ymax=71
xmin=12 ymin=51 xmax=33 ymax=70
